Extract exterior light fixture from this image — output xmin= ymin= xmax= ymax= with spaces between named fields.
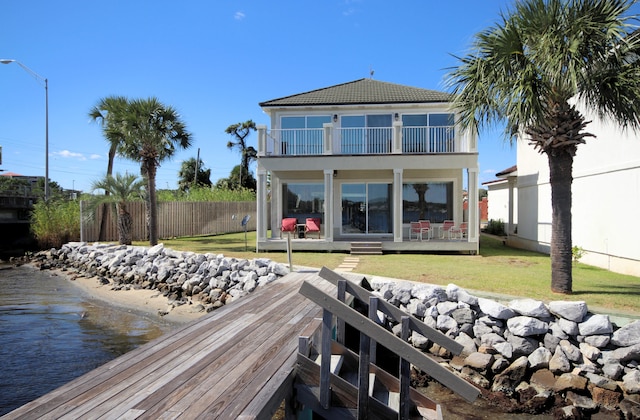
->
xmin=333 ymin=114 xmax=338 ymax=123
xmin=394 ymin=112 xmax=399 ymax=121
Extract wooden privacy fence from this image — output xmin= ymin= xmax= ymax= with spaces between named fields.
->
xmin=80 ymin=201 xmax=265 ymax=242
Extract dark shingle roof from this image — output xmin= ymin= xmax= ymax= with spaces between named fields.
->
xmin=259 ymin=78 xmax=451 ymax=107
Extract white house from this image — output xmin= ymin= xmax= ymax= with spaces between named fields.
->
xmin=255 ymin=78 xmax=479 ymax=253
xmin=504 ymin=107 xmax=640 ymax=277
xmin=483 ymin=165 xmax=518 ymax=235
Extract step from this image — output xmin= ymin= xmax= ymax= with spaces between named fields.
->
xmin=350 ymin=242 xmax=382 ymax=255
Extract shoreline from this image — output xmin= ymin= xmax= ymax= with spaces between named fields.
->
xmin=47 ymin=266 xmax=208 ymax=325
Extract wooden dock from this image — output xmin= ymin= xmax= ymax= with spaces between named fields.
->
xmin=2 ymin=271 xmax=329 ymax=420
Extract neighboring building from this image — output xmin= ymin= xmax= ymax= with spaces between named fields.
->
xmin=483 ymin=165 xmax=518 ymax=235
xmin=504 ymin=106 xmax=640 ymax=276
xmin=255 ymin=78 xmax=479 ymax=253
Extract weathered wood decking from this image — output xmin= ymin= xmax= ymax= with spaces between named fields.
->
xmin=2 ymin=271 xmax=330 ymax=420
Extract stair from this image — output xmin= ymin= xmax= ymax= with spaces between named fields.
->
xmin=350 ymin=242 xmax=382 ymax=255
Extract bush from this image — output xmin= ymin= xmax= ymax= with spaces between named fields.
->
xmin=157 ymin=186 xmax=256 ymax=202
xmin=30 ymin=199 xmax=80 ymax=248
xmin=484 ymin=219 xmax=506 ymax=236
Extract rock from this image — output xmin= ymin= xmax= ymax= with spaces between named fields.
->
xmin=507 ymin=334 xmax=538 ymax=357
xmin=602 ymin=362 xmax=624 ymax=380
xmin=460 ymin=366 xmax=490 ymax=389
xmin=622 ymin=370 xmax=640 ymax=394
xmin=507 ymin=316 xmax=549 ymax=337
xmin=584 ymin=334 xmax=610 ymax=348
xmin=591 ymin=386 xmax=622 ymax=410
xmin=451 ymin=307 xmax=475 ymax=325
xmin=619 ymin=398 xmax=640 ymax=420
xmin=553 ymin=405 xmax=581 ymax=419
xmin=611 ymin=320 xmax=640 ymax=347
xmin=491 ymin=356 xmax=528 ymax=395
xmin=544 ymin=333 xmax=561 ymax=353
xmin=565 ymin=390 xmax=597 ymax=410
xmin=585 ymin=372 xmax=618 ymax=391
xmin=491 ymin=357 xmax=510 ymax=373
xmin=464 ymin=352 xmax=494 ymax=371
xmin=549 ymin=346 xmax=571 ymax=374
xmin=454 ymin=332 xmax=477 ymax=356
xmin=578 ymin=313 xmax=613 ymax=336
xmin=436 ymin=314 xmax=458 ymax=332
xmin=528 ymin=347 xmax=552 ymax=370
xmin=436 ymin=301 xmax=458 ymax=316
xmin=530 ymin=369 xmax=556 ymax=392
xmin=559 ymin=339 xmax=582 ymax=363
xmin=553 ymin=373 xmax=588 ymax=392
xmin=578 ymin=342 xmax=600 ymax=361
xmin=493 ymin=341 xmax=514 ymax=359
xmin=549 ymin=301 xmax=588 ymax=322
xmin=508 ymin=298 xmax=551 ymax=318
xmin=557 ymin=318 xmax=579 ymax=336
xmin=477 ymin=298 xmax=515 ymax=320
xmin=411 ymin=330 xmax=430 ymax=350
xmin=603 ymin=343 xmax=640 ymax=364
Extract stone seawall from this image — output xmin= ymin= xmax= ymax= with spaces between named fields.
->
xmin=369 ymin=278 xmax=640 ymax=418
xmin=25 ymin=242 xmax=640 ymax=418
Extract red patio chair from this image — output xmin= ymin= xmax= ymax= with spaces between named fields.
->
xmin=281 ymin=218 xmax=297 ymax=238
xmin=439 ymin=220 xmax=454 ymax=239
xmin=409 ymin=221 xmax=422 ymax=241
xmin=449 ymin=222 xmax=468 ymax=240
xmin=419 ymin=220 xmax=433 ymax=241
xmin=305 ymin=217 xmax=321 ymax=239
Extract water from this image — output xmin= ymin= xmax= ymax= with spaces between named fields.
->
xmin=0 ymin=263 xmax=175 ymax=416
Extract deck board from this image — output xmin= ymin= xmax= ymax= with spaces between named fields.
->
xmin=2 ymin=271 xmax=334 ymax=420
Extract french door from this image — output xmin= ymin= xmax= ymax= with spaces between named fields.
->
xmin=341 ymin=183 xmax=392 ymax=235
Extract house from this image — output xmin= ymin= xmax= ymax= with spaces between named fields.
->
xmin=254 ymin=78 xmax=479 ymax=254
xmin=483 ymin=165 xmax=518 ymax=235
xmin=500 ymin=107 xmax=640 ymax=277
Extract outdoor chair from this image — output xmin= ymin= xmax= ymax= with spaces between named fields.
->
xmin=449 ymin=222 xmax=468 ymax=240
xmin=304 ymin=217 xmax=321 ymax=239
xmin=409 ymin=221 xmax=423 ymax=241
xmin=439 ymin=220 xmax=454 ymax=239
xmin=281 ymin=217 xmax=297 ymax=238
xmin=419 ymin=220 xmax=433 ymax=241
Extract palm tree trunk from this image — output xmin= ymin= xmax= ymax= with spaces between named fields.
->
xmin=117 ymin=203 xmax=133 ymax=245
xmin=548 ymin=151 xmax=573 ymax=294
xmin=146 ymin=163 xmax=159 ymax=246
xmin=98 ymin=146 xmax=118 ymax=241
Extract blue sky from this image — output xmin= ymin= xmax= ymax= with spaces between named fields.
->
xmin=2 ymin=0 xmax=539 ymax=192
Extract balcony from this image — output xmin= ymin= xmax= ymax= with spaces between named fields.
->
xmin=259 ymin=124 xmax=474 ymax=157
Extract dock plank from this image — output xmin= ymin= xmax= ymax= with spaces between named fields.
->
xmin=1 ymin=271 xmax=331 ymax=420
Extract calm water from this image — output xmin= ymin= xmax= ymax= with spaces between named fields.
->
xmin=0 ymin=263 xmax=175 ymax=416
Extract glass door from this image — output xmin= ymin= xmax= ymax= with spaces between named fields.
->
xmin=341 ymin=183 xmax=392 ymax=235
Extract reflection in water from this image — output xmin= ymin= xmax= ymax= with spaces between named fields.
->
xmin=0 ymin=264 xmax=173 ymax=416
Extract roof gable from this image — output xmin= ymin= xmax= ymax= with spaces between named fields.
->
xmin=259 ymin=78 xmax=451 ymax=107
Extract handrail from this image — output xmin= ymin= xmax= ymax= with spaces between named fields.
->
xmin=298 ymin=279 xmax=481 ymax=404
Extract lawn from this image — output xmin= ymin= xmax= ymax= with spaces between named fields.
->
xmin=137 ymin=232 xmax=640 ymax=317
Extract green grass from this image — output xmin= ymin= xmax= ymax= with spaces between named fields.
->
xmin=136 ymin=232 xmax=640 ymax=317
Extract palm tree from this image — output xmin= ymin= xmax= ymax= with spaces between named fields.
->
xmin=178 ymin=157 xmax=212 ymax=192
xmin=117 ymin=97 xmax=192 ymax=245
xmin=90 ymin=173 xmax=145 ymax=245
xmin=225 ymin=120 xmax=257 ymax=191
xmin=88 ymin=96 xmax=129 ymax=240
xmin=446 ymin=0 xmax=640 ymax=293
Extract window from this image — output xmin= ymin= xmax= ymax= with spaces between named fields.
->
xmin=282 ymin=183 xmax=324 ymax=222
xmin=402 ymin=113 xmax=455 ymax=153
xmin=339 ymin=114 xmax=392 ymax=154
xmin=280 ymin=116 xmax=331 ymax=155
xmin=402 ymin=182 xmax=453 ymax=223
xmin=341 ymin=183 xmax=392 ymax=234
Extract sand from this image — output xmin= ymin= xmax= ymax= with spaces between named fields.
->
xmin=53 ymin=268 xmax=208 ymax=324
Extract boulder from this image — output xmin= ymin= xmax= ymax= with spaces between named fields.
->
xmin=622 ymin=370 xmax=640 ymax=394
xmin=464 ymin=352 xmax=494 ymax=371
xmin=507 ymin=316 xmax=549 ymax=337
xmin=548 ymin=301 xmax=588 ymax=322
xmin=578 ymin=313 xmax=613 ymax=336
xmin=508 ymin=298 xmax=551 ymax=318
xmin=477 ymin=298 xmax=515 ymax=320
xmin=611 ymin=320 xmax=640 ymax=347
xmin=553 ymin=373 xmax=588 ymax=392
xmin=491 ymin=356 xmax=529 ymax=395
xmin=549 ymin=346 xmax=571 ymax=374
xmin=528 ymin=347 xmax=552 ymax=370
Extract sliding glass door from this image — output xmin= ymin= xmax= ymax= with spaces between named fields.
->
xmin=341 ymin=183 xmax=392 ymax=235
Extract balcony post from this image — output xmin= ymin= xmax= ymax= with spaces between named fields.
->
xmin=323 ymin=169 xmax=334 ymax=241
xmin=392 ymin=121 xmax=402 ymax=154
xmin=393 ymin=168 xmax=403 ymax=242
xmin=256 ymin=167 xmax=268 ymax=245
xmin=323 ymin=123 xmax=333 ymax=155
xmin=257 ymin=125 xmax=267 ymax=156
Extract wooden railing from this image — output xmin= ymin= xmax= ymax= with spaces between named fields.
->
xmin=295 ymin=267 xmax=480 ymax=419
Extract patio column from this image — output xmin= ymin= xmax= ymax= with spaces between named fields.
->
xmin=270 ymin=174 xmax=282 ymax=239
xmin=467 ymin=168 xmax=479 ymax=246
xmin=323 ymin=169 xmax=334 ymax=241
xmin=256 ymin=168 xmax=268 ymax=245
xmin=393 ymin=168 xmax=403 ymax=242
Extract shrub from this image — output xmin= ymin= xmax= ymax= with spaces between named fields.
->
xmin=30 ymin=199 xmax=80 ymax=248
xmin=157 ymin=186 xmax=256 ymax=202
xmin=484 ymin=219 xmax=506 ymax=236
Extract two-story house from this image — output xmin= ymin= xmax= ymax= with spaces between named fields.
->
xmin=255 ymin=78 xmax=479 ymax=254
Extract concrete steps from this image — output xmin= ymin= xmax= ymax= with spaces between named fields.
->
xmin=350 ymin=242 xmax=382 ymax=255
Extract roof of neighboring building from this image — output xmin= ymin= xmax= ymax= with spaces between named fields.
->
xmin=495 ymin=165 xmax=517 ymax=177
xmin=259 ymin=78 xmax=452 ymax=107
xmin=1 ymin=172 xmax=23 ymax=177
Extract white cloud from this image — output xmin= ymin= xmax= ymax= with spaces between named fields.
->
xmin=55 ymin=150 xmax=86 ymax=160
xmin=90 ymin=154 xmax=102 ymax=160
xmin=234 ymin=11 xmax=245 ymax=20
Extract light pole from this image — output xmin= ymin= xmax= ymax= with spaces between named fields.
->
xmin=1 ymin=59 xmax=49 ymax=200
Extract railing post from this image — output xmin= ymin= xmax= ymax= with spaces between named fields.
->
xmin=400 ymin=316 xmax=411 ymax=419
xmin=392 ymin=121 xmax=402 ymax=154
xmin=257 ymin=125 xmax=267 ymax=156
xmin=336 ymin=280 xmax=346 ymax=345
xmin=368 ymin=296 xmax=379 ymax=364
xmin=320 ymin=308 xmax=332 ymax=409
xmin=323 ymin=123 xmax=333 ymax=155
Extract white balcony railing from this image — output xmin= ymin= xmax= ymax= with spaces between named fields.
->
xmin=263 ymin=125 xmax=466 ymax=156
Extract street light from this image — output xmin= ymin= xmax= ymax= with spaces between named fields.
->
xmin=1 ymin=59 xmax=49 ymax=200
